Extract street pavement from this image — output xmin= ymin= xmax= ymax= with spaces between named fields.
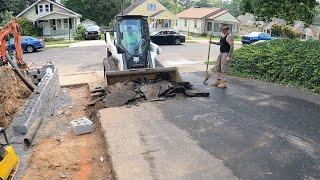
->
xmin=100 ymin=72 xmax=320 ymax=180
xmin=24 ymin=43 xmax=106 ymax=74
xmin=23 ymin=41 xmax=240 ymax=74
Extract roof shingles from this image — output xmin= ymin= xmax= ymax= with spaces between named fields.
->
xmin=176 ymin=7 xmax=223 ymax=19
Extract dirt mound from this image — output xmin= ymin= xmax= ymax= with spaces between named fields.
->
xmin=0 ymin=66 xmax=31 ymax=127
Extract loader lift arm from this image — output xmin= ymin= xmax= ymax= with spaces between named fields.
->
xmin=0 ymin=18 xmax=26 ymax=68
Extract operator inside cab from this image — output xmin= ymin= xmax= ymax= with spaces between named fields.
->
xmin=123 ymin=26 xmax=139 ymax=54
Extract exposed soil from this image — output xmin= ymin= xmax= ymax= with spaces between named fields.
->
xmin=0 ymin=66 xmax=31 ymax=127
xmin=21 ymin=85 xmax=115 ymax=180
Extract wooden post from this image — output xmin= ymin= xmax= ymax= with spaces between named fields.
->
xmin=68 ymin=18 xmax=71 ymax=44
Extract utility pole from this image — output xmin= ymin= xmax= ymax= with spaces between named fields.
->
xmin=121 ymin=0 xmax=124 ymax=15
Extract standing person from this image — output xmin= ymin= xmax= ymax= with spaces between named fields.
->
xmin=210 ymin=25 xmax=234 ymax=88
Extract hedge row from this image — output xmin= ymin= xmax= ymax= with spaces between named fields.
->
xmin=229 ymin=39 xmax=320 ymax=93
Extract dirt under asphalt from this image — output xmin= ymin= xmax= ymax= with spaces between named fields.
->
xmin=21 ymin=85 xmax=115 ymax=179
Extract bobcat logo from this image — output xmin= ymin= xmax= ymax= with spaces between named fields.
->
xmin=133 ymin=56 xmax=140 ymax=63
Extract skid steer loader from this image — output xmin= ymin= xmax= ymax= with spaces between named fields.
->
xmin=103 ymin=15 xmax=181 ymax=85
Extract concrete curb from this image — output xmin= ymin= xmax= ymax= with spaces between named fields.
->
xmin=12 ymin=66 xmax=60 ymax=134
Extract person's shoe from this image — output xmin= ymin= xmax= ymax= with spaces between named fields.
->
xmin=218 ymin=81 xmax=227 ymax=88
xmin=211 ymin=79 xmax=221 ymax=86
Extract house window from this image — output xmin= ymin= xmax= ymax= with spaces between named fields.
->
xmin=57 ymin=19 xmax=62 ymax=30
xmin=207 ymin=22 xmax=212 ymax=31
xmin=147 ymin=3 xmax=156 ymax=11
xmin=214 ymin=22 xmax=220 ymax=32
xmin=39 ymin=5 xmax=43 ymax=13
xmin=63 ymin=19 xmax=68 ymax=29
xmin=45 ymin=4 xmax=50 ymax=12
xmin=161 ymin=20 xmax=171 ymax=28
xmin=194 ymin=20 xmax=197 ymax=28
xmin=184 ymin=20 xmax=187 ymax=27
xmin=38 ymin=4 xmax=50 ymax=14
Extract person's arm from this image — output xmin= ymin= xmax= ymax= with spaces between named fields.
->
xmin=226 ymin=34 xmax=234 ymax=61
xmin=210 ymin=41 xmax=220 ymax=45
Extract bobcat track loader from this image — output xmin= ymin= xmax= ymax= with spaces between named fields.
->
xmin=103 ymin=15 xmax=181 ymax=85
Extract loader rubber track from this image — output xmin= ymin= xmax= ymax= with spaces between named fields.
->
xmin=104 ymin=57 xmax=119 ymax=72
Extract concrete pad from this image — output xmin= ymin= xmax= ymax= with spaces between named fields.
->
xmin=59 ymin=71 xmax=103 ymax=86
xmin=99 ymin=103 xmax=236 ymax=180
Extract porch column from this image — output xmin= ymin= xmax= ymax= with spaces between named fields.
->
xmin=74 ymin=18 xmax=76 ymax=30
xmin=61 ymin=19 xmax=64 ymax=29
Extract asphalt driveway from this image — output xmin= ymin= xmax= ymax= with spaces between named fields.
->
xmin=100 ymin=72 xmax=320 ymax=180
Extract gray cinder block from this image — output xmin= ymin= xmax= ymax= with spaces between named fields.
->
xmin=70 ymin=117 xmax=94 ymax=136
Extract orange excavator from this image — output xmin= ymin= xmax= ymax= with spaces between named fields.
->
xmin=0 ymin=18 xmax=34 ymax=91
xmin=0 ymin=18 xmax=26 ymax=68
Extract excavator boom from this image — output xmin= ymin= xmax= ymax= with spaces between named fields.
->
xmin=0 ymin=18 xmax=26 ymax=68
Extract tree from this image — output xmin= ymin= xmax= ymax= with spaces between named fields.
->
xmin=159 ymin=0 xmax=183 ymax=14
xmin=17 ymin=18 xmax=39 ymax=36
xmin=240 ymin=0 xmax=254 ymax=15
xmin=0 ymin=0 xmax=36 ymax=16
xmin=0 ymin=11 xmax=14 ymax=26
xmin=179 ymin=0 xmax=193 ymax=9
xmin=313 ymin=4 xmax=320 ymax=25
xmin=240 ymin=0 xmax=318 ymax=25
xmin=194 ymin=0 xmax=214 ymax=8
xmin=62 ymin=0 xmax=126 ymax=26
xmin=222 ymin=0 xmax=241 ymax=17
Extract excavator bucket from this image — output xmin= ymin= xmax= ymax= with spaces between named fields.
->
xmin=105 ymin=67 xmax=182 ymax=86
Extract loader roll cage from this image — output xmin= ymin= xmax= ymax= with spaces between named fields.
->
xmin=115 ymin=15 xmax=152 ymax=69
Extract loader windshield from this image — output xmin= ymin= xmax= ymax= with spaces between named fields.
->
xmin=119 ymin=19 xmax=146 ymax=55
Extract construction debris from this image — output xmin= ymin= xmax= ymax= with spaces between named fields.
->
xmin=70 ymin=117 xmax=94 ymax=136
xmin=88 ymin=77 xmax=209 ymax=107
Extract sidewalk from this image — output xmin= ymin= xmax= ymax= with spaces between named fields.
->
xmin=45 ymin=40 xmax=105 ymax=48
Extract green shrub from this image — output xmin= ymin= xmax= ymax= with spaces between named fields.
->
xmin=17 ymin=18 xmax=39 ymax=36
xmin=229 ymin=39 xmax=320 ymax=93
xmin=0 ymin=11 xmax=14 ymax=26
xmin=271 ymin=24 xmax=302 ymax=39
xmin=74 ymin=25 xmax=86 ymax=40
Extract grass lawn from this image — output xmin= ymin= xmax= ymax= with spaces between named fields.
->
xmin=43 ymin=38 xmax=82 ymax=48
xmin=45 ymin=40 xmax=80 ymax=45
xmin=204 ymin=60 xmax=216 ymax=65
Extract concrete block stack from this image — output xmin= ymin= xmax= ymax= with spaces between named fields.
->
xmin=26 ymin=64 xmax=55 ymax=85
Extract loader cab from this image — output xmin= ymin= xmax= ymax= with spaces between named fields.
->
xmin=115 ymin=15 xmax=152 ymax=69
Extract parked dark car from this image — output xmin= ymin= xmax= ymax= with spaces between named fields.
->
xmin=85 ymin=25 xmax=101 ymax=40
xmin=150 ymin=31 xmax=185 ymax=45
xmin=241 ymin=32 xmax=275 ymax=44
xmin=8 ymin=36 xmax=45 ymax=53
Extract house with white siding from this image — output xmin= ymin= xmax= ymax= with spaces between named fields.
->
xmin=17 ymin=0 xmax=82 ymax=37
xmin=176 ymin=7 xmax=240 ymax=36
xmin=124 ymin=0 xmax=176 ymax=32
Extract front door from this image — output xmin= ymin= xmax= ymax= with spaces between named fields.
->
xmin=43 ymin=21 xmax=51 ymax=36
